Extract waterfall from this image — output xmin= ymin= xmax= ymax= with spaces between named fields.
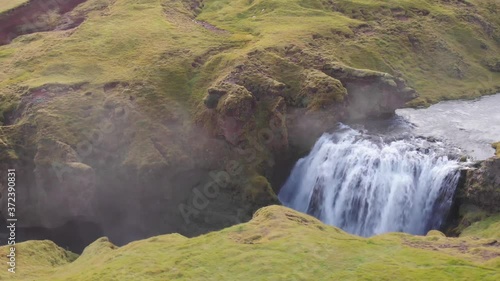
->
xmin=279 ymin=124 xmax=461 ymax=237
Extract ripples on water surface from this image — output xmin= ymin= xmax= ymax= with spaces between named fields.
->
xmin=397 ymin=93 xmax=500 ymax=160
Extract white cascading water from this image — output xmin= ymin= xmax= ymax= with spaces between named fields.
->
xmin=279 ymin=124 xmax=461 ymax=237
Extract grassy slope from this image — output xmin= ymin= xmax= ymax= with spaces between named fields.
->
xmin=196 ymin=0 xmax=500 ymax=105
xmin=1 ymin=206 xmax=499 ymax=280
xmin=0 ymin=0 xmax=498 ymax=162
xmin=0 ymin=0 xmax=238 ymax=163
xmin=0 ymin=0 xmax=224 ymax=91
xmin=461 ymin=214 xmax=500 ymax=240
xmin=0 ymin=0 xmax=29 ymax=13
xmin=0 ymin=0 xmax=498 ymax=103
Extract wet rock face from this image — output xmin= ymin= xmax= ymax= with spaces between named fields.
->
xmin=461 ymin=157 xmax=500 ymax=212
xmin=298 ymin=69 xmax=347 ymax=111
xmin=322 ymin=63 xmax=418 ymax=120
xmin=485 ymin=58 xmax=500 ymax=72
xmin=5 ymin=139 xmax=98 ymax=229
xmin=215 ymin=84 xmax=257 ymax=145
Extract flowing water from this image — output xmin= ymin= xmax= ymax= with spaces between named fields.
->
xmin=279 ymin=93 xmax=500 ymax=237
xmin=397 ymin=93 xmax=500 ymax=160
xmin=279 ymin=125 xmax=461 ymax=236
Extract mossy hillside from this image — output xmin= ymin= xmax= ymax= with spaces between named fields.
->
xmin=460 ymin=214 xmax=500 ymax=240
xmin=198 ymin=0 xmax=500 ymax=106
xmin=0 ymin=0 xmax=238 ymax=161
xmin=0 ymin=0 xmax=250 ymax=238
xmin=0 ymin=0 xmax=498 ymax=163
xmin=452 ymin=203 xmax=492 ymax=234
xmin=0 ymin=240 xmax=78 ymax=279
xmin=0 ymin=0 xmax=225 ymax=88
xmin=3 ymin=0 xmax=496 ymax=113
xmin=1 ymin=206 xmax=499 ymax=280
xmin=0 ymin=0 xmax=499 ymax=254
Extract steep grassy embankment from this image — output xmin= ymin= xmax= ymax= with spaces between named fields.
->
xmin=0 ymin=206 xmax=499 ymax=280
xmin=197 ymin=0 xmax=500 ymax=105
xmin=461 ymin=213 xmax=500 ymax=240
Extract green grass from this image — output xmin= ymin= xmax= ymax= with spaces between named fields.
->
xmin=197 ymin=0 xmax=500 ymax=106
xmin=461 ymin=214 xmax=500 ymax=240
xmin=1 ymin=206 xmax=499 ymax=280
xmin=0 ymin=0 xmax=242 ymax=165
xmin=0 ymin=0 xmax=29 ymax=13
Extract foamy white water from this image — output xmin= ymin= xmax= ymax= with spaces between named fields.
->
xmin=397 ymin=93 xmax=500 ymax=160
xmin=279 ymin=125 xmax=461 ymax=237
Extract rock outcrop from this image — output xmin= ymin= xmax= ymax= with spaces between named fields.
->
xmin=460 ymin=157 xmax=500 ymax=213
xmin=200 ymin=47 xmax=418 ymax=158
xmin=321 ymin=63 xmax=418 ymax=119
xmin=451 ymin=144 xmax=500 ymax=236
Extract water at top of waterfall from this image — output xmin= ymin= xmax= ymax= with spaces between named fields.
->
xmin=397 ymin=93 xmax=500 ymax=160
xmin=279 ymin=124 xmax=462 ymax=237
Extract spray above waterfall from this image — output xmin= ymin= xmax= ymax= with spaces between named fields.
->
xmin=279 ymin=124 xmax=462 ymax=237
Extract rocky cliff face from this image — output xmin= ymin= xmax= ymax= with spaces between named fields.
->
xmin=450 ymin=145 xmax=500 ymax=236
xmin=461 ymin=157 xmax=500 ymax=213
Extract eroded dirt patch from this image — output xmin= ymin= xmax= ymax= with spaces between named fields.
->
xmin=0 ymin=0 xmax=87 ymax=45
xmin=404 ymin=237 xmax=500 ymax=261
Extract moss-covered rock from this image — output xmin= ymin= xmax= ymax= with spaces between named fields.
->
xmin=426 ymin=230 xmax=446 ymax=237
xmin=322 ymin=62 xmax=418 ymax=119
xmin=298 ymin=69 xmax=347 ymax=111
xmin=493 ymin=142 xmax=500 ymax=157
xmin=243 ymin=175 xmax=278 ymax=203
xmin=484 ymin=57 xmax=500 ymax=72
xmin=203 ymin=82 xmax=257 ymax=144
